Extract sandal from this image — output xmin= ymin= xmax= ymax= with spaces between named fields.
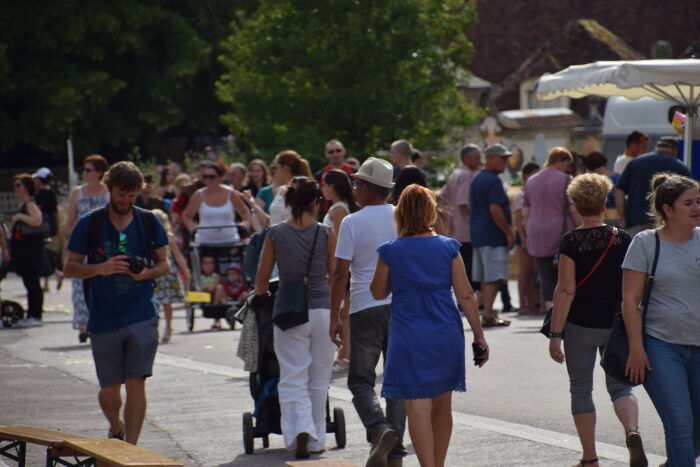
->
xmin=161 ymin=328 xmax=172 ymax=344
xmin=332 ymin=358 xmax=350 ymax=373
xmin=573 ymin=459 xmax=598 ymax=467
xmin=482 ymin=315 xmax=511 ymax=327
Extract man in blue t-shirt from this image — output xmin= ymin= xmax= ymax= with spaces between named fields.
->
xmin=614 ymin=136 xmax=690 ymax=237
xmin=469 ymin=144 xmax=514 ymax=328
xmin=65 ymin=161 xmax=169 ymax=445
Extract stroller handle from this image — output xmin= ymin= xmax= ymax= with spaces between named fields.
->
xmin=189 ymin=224 xmax=246 ymax=241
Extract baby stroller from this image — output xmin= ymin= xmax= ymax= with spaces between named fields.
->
xmin=185 ymin=225 xmax=247 ymax=331
xmin=240 ymin=279 xmax=346 ymax=454
xmin=0 ymin=246 xmax=24 ymax=327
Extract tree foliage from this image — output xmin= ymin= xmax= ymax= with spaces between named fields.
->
xmin=0 ymin=0 xmax=244 ymax=162
xmin=216 ymin=0 xmax=480 ymax=165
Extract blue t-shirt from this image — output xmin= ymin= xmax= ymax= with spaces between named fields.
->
xmin=469 ymin=169 xmax=511 ymax=247
xmin=67 ymin=206 xmax=168 ymax=333
xmin=615 ymin=151 xmax=690 ymax=227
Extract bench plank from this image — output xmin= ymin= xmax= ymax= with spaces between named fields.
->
xmin=63 ymin=438 xmax=182 ymax=467
xmin=0 ymin=425 xmax=83 ymax=446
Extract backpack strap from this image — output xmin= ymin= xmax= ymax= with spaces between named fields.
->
xmin=134 ymin=206 xmax=157 ymax=253
xmin=83 ymin=206 xmax=107 ymax=305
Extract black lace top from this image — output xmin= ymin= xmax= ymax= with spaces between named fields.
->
xmin=558 ymin=225 xmax=631 ymax=328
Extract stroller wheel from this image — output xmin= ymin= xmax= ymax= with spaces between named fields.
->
xmin=333 ymin=407 xmax=346 ymax=448
xmin=242 ymin=412 xmax=255 ymax=454
xmin=262 ymin=435 xmax=269 ymax=448
xmin=1 ymin=300 xmax=24 ymax=328
xmin=185 ymin=303 xmax=195 ymax=332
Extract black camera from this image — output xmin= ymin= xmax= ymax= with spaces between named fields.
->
xmin=125 ymin=256 xmax=146 ymax=274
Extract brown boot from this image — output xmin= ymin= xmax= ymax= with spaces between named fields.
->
xmin=365 ymin=426 xmax=398 ymax=467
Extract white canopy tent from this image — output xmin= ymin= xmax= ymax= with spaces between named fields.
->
xmin=535 ymin=59 xmax=700 ymax=175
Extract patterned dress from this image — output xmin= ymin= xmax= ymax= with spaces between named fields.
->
xmin=155 ymin=248 xmax=185 ymax=305
xmin=71 ymin=186 xmax=110 ymax=329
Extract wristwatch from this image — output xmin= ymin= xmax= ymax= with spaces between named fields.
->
xmin=249 ymin=206 xmax=259 ymax=213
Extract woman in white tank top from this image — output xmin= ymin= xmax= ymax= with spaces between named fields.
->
xmin=320 ymin=169 xmax=357 ymax=373
xmin=182 ymin=162 xmax=259 ymax=244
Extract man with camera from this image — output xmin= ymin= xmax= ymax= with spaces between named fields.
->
xmin=64 ymin=161 xmax=169 ymax=445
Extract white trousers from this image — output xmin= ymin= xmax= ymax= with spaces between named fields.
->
xmin=273 ymin=308 xmax=335 ymax=450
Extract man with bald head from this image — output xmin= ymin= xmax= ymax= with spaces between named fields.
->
xmin=389 ymin=139 xmax=413 ymax=182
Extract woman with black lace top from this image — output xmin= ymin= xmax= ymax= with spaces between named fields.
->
xmin=547 ymin=173 xmax=647 ymax=467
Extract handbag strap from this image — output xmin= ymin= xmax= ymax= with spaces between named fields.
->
xmin=639 ymin=231 xmax=661 ymax=327
xmin=576 ymin=227 xmax=618 ymax=288
xmin=305 ymin=224 xmax=321 ymax=282
xmin=560 ymin=177 xmax=572 ymax=237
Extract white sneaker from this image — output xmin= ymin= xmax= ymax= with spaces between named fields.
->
xmin=16 ymin=318 xmax=43 ymax=327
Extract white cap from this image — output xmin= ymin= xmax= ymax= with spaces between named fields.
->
xmin=32 ymin=167 xmax=52 ymax=179
xmin=351 ymin=157 xmax=395 ymax=188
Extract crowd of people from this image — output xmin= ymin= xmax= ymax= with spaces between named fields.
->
xmin=1 ymin=131 xmax=699 ymax=467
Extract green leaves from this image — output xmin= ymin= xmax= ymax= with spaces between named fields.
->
xmin=216 ymin=0 xmax=480 ymax=166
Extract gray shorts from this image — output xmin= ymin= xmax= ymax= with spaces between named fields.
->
xmin=90 ymin=316 xmax=159 ymax=388
xmin=472 ymin=246 xmax=509 ymax=283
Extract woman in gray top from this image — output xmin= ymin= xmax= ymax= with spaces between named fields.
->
xmin=622 ymin=173 xmax=700 ymax=466
xmin=254 ymin=176 xmax=337 ymax=459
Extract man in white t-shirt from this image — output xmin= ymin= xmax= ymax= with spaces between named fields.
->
xmin=330 ymin=157 xmax=406 ymax=467
xmin=613 ymin=130 xmax=649 ymax=175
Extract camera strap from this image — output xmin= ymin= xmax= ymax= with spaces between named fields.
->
xmin=83 ymin=205 xmax=157 ymax=304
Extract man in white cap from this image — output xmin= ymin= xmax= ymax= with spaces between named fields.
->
xmin=469 ymin=144 xmax=514 ymax=328
xmin=330 ymin=157 xmax=406 ymax=466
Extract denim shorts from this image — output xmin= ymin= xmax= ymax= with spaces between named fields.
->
xmin=90 ymin=316 xmax=159 ymax=387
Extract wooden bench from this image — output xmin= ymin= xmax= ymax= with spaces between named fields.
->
xmin=0 ymin=424 xmax=83 ymax=467
xmin=62 ymin=438 xmax=182 ymax=467
xmin=0 ymin=425 xmax=183 ymax=467
xmin=285 ymin=460 xmax=357 ymax=467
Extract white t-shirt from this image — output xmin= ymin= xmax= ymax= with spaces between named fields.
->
xmin=613 ymin=154 xmax=632 ymax=174
xmin=335 ymin=204 xmax=396 ymax=313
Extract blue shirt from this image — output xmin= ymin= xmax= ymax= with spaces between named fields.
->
xmin=615 ymin=151 xmax=690 ymax=227
xmin=606 ymin=173 xmax=620 ymax=208
xmin=67 ymin=206 xmax=168 ymax=333
xmin=469 ymin=169 xmax=511 ymax=247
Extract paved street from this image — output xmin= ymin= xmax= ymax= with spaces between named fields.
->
xmin=0 ymin=274 xmax=678 ymax=466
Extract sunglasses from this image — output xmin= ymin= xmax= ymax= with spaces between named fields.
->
xmin=201 ymin=174 xmax=217 ymax=180
xmin=352 ymin=180 xmax=364 ymax=190
xmin=326 ymin=148 xmax=343 ymax=154
xmin=83 ymin=167 xmax=95 ymax=173
xmin=13 ymin=183 xmax=23 ymax=188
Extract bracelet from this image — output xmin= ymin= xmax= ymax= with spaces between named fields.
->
xmin=249 ymin=207 xmax=259 ymax=213
xmin=549 ymin=332 xmax=564 ymax=339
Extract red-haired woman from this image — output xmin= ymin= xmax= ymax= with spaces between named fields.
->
xmin=371 ymin=184 xmax=488 ymax=467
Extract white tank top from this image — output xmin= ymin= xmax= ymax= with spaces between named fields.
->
xmin=269 ymin=185 xmax=291 ymax=226
xmin=323 ymin=201 xmax=350 ymax=229
xmin=195 ymin=189 xmax=240 ymax=243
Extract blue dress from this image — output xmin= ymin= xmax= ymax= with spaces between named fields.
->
xmin=377 ymin=235 xmax=466 ymax=400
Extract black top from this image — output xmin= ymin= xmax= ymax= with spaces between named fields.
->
xmin=34 ymin=188 xmax=58 ymax=236
xmin=558 ymin=225 xmax=631 ymax=328
xmin=241 ymin=182 xmax=264 ymax=198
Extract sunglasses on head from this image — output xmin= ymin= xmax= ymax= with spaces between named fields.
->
xmin=327 ymin=148 xmax=342 ymax=154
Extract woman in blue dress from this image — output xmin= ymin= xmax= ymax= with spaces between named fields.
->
xmin=371 ymin=184 xmax=489 ymax=467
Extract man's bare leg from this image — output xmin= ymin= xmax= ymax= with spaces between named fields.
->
xmin=124 ymin=377 xmax=147 ymax=444
xmin=98 ymin=384 xmax=123 ymax=435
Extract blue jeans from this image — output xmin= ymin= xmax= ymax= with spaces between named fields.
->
xmin=348 ymin=306 xmax=406 ymax=461
xmin=643 ymin=335 xmax=700 ymax=466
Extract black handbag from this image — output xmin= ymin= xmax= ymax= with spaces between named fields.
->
xmin=17 ymin=218 xmax=50 ymax=238
xmin=540 ymin=227 xmax=619 ymax=337
xmin=600 ymin=231 xmax=660 ymax=386
xmin=272 ymin=224 xmax=321 ymax=331
xmin=242 ymin=228 xmax=267 ymax=283
xmin=39 ymin=248 xmax=58 ymax=277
